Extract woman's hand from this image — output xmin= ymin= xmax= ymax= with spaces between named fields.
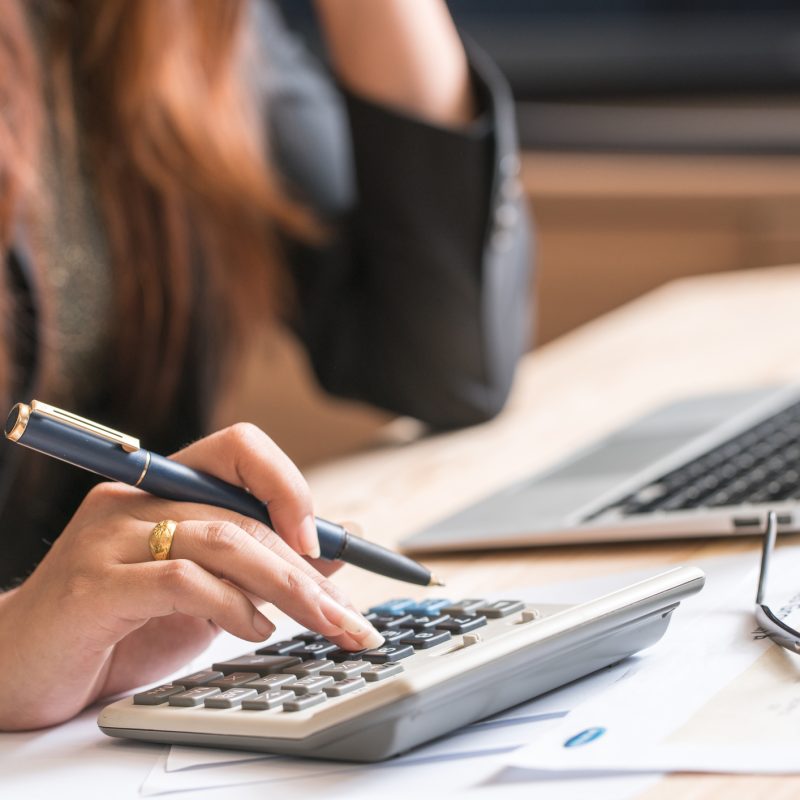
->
xmin=0 ymin=423 xmax=384 ymax=731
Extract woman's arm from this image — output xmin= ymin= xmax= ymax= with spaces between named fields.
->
xmin=314 ymin=0 xmax=475 ymax=126
xmin=257 ymin=2 xmax=532 ymax=427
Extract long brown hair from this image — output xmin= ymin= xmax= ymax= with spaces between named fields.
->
xmin=0 ymin=0 xmax=310 ymax=428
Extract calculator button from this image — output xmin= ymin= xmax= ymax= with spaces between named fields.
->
xmin=242 ymin=689 xmax=294 ymax=710
xmin=329 ymin=648 xmax=369 ymax=662
xmin=442 ymin=599 xmax=486 ymax=615
xmin=475 ymin=600 xmax=525 ymax=618
xmin=379 ymin=627 xmax=414 ymax=643
xmin=400 ymin=630 xmax=451 ymax=649
xmin=372 ymin=614 xmax=414 ymax=630
xmin=209 ymin=672 xmax=261 ymax=689
xmin=285 ymin=659 xmax=334 ymax=677
xmin=133 ymin=684 xmax=185 ymax=705
xmin=320 ymin=660 xmax=370 ymax=680
xmin=243 ymin=674 xmax=295 ymax=692
xmin=284 ymin=693 xmax=327 ymax=712
xmin=436 ymin=615 xmax=488 ymax=634
xmin=294 ymin=641 xmax=339 ymax=660
xmin=255 ymin=640 xmax=305 ymax=656
xmin=286 ymin=675 xmax=335 ymax=695
xmin=408 ymin=614 xmax=450 ymax=631
xmin=324 ymin=677 xmax=366 ymax=697
xmin=204 ymin=688 xmax=258 ymax=709
xmin=169 ymin=687 xmax=221 ymax=707
xmin=175 ymin=669 xmax=224 ymax=688
xmin=362 ymin=644 xmax=414 ymax=663
xmin=404 ymin=598 xmax=452 ymax=615
xmin=293 ymin=629 xmax=325 ymax=643
xmin=368 ymin=599 xmax=416 ymax=616
xmin=362 ymin=663 xmax=404 ymax=682
xmin=212 ymin=655 xmax=301 ymax=675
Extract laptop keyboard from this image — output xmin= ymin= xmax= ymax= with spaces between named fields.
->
xmin=591 ymin=399 xmax=800 ymax=518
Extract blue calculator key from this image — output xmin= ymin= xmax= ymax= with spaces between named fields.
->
xmin=404 ymin=598 xmax=452 ymax=615
xmin=368 ymin=599 xmax=416 ymax=615
xmin=362 ymin=644 xmax=414 ymax=663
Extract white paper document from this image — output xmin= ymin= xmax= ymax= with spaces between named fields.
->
xmin=140 ymin=661 xmax=658 ymax=799
xmin=509 ymin=546 xmax=800 ymax=775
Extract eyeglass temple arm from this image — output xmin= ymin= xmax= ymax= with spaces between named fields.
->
xmin=756 ymin=510 xmax=778 ymax=606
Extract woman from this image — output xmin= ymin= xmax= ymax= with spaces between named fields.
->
xmin=0 ymin=0 xmax=530 ymax=729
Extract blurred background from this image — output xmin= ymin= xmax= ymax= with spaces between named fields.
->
xmin=218 ymin=0 xmax=800 ymax=465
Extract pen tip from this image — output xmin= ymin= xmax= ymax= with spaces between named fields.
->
xmin=429 ymin=574 xmax=446 ymax=587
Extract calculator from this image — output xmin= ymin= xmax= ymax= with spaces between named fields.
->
xmin=98 ymin=566 xmax=704 ymax=762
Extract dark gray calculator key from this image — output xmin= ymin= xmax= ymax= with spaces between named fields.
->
xmin=169 ymin=687 xmax=221 ymax=707
xmin=362 ymin=663 xmax=404 ymax=682
xmin=320 ymin=660 xmax=370 ymax=680
xmin=242 ymin=689 xmax=295 ymax=710
xmin=174 ymin=669 xmax=224 ymax=688
xmin=401 ymin=630 xmax=451 ymax=649
xmin=442 ymin=599 xmax=486 ymax=616
xmin=209 ymin=672 xmax=261 ymax=689
xmin=205 ymin=688 xmax=258 ymax=709
xmin=133 ymin=684 xmax=185 ymax=705
xmin=285 ymin=659 xmax=334 ymax=677
xmin=255 ymin=639 xmax=305 ymax=656
xmin=436 ymin=615 xmax=488 ymax=634
xmin=286 ymin=675 xmax=335 ymax=695
xmin=379 ymin=627 xmax=414 ymax=643
xmin=329 ymin=648 xmax=368 ymax=662
xmin=408 ymin=614 xmax=450 ymax=631
xmin=362 ymin=644 xmax=414 ymax=663
xmin=372 ymin=614 xmax=414 ymax=630
xmin=244 ymin=674 xmax=295 ymax=692
xmin=476 ymin=600 xmax=525 ymax=618
xmin=295 ymin=641 xmax=339 ymax=660
xmin=212 ymin=655 xmax=301 ymax=675
xmin=284 ymin=693 xmax=327 ymax=712
xmin=324 ymin=677 xmax=366 ymax=697
xmin=294 ymin=629 xmax=325 ymax=643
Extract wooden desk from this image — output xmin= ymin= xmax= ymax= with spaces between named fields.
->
xmin=303 ymin=264 xmax=800 ymax=799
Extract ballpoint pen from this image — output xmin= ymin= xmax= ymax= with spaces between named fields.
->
xmin=4 ymin=400 xmax=444 ymax=587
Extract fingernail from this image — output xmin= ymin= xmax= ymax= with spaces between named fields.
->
xmin=300 ymin=515 xmax=321 ymax=559
xmin=317 ymin=592 xmax=384 ymax=648
xmin=252 ymin=611 xmax=275 ymax=639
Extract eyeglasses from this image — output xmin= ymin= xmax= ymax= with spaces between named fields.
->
xmin=755 ymin=510 xmax=800 ymax=653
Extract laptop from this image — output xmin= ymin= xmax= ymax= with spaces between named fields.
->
xmin=400 ymin=384 xmax=800 ymax=554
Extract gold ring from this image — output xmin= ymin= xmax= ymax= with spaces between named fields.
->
xmin=149 ymin=520 xmax=177 ymax=561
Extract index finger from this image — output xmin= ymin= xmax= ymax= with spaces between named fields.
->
xmin=170 ymin=423 xmax=320 ymax=559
